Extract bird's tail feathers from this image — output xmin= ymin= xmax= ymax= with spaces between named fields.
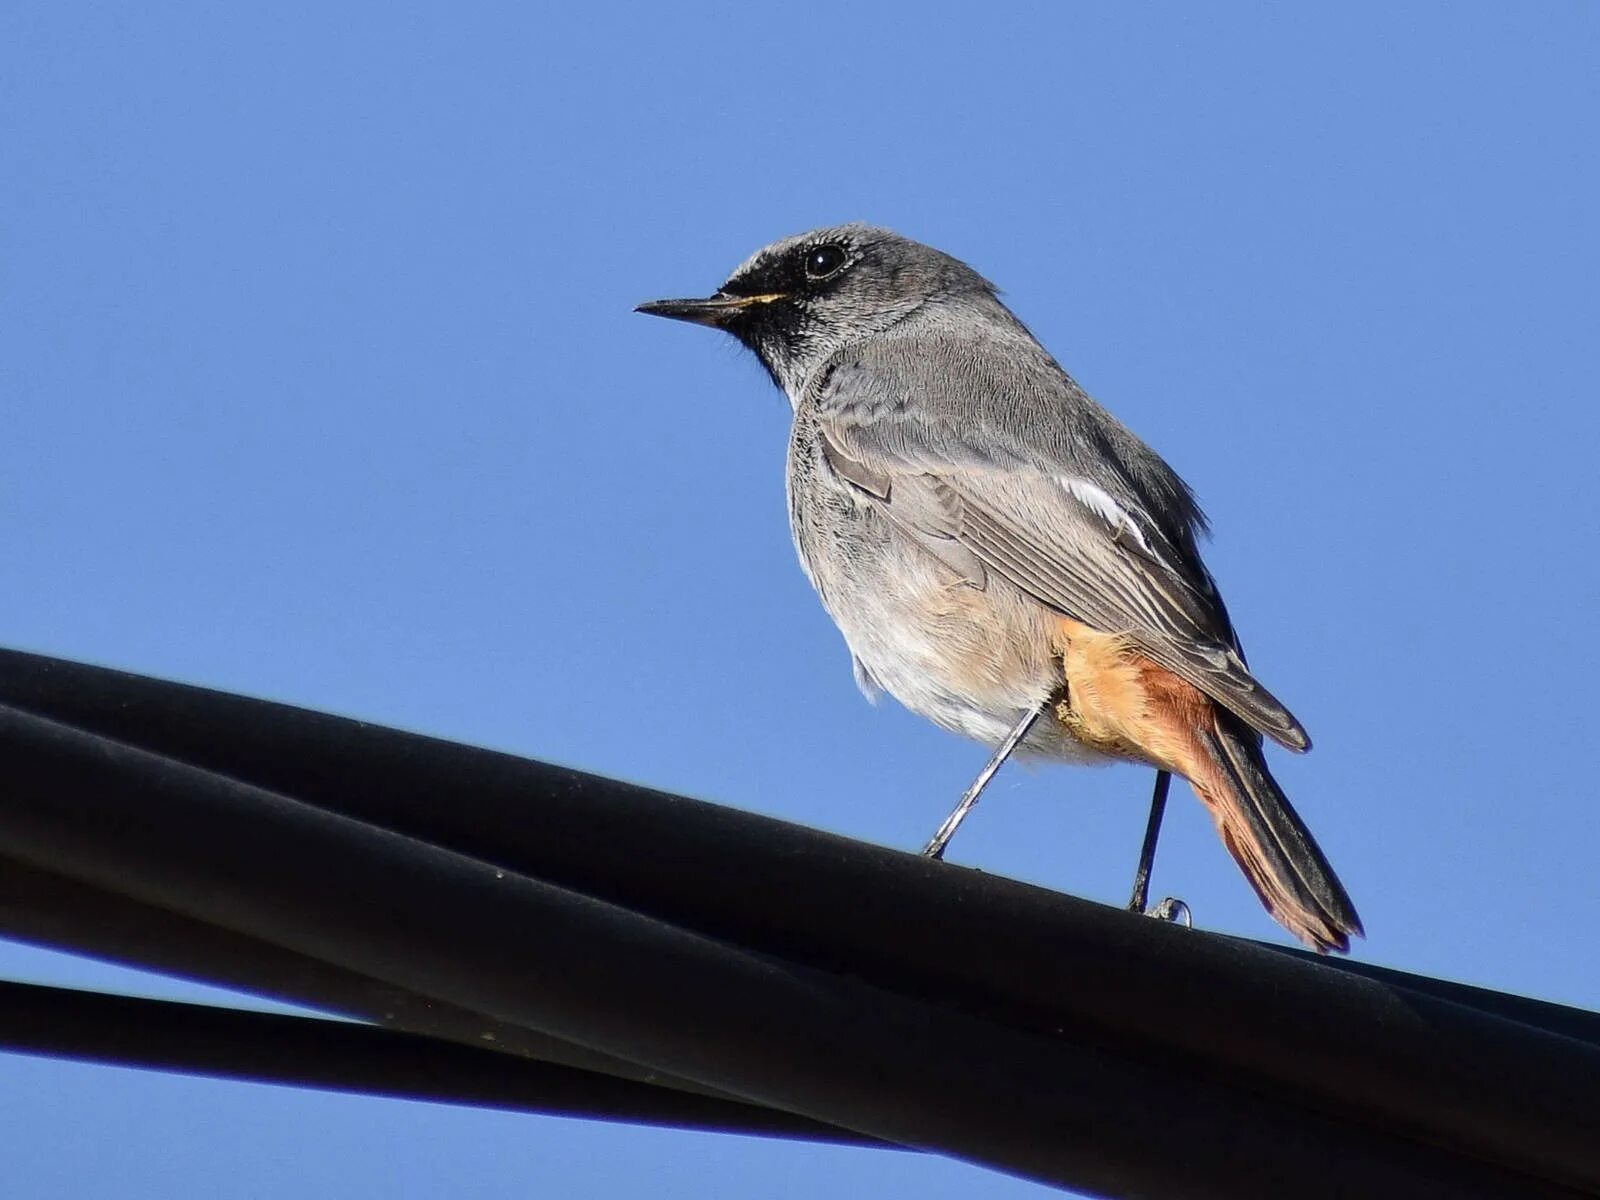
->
xmin=1189 ymin=715 xmax=1362 ymax=953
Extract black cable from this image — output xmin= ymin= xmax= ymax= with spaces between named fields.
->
xmin=0 ymin=701 xmax=1580 ymax=1199
xmin=0 ymin=858 xmax=756 ymax=1103
xmin=0 ymin=650 xmax=1592 ymax=1185
xmin=0 ymin=650 xmax=1596 ymax=1198
xmin=0 ymin=980 xmax=888 ymax=1144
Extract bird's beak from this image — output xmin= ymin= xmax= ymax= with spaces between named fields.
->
xmin=634 ymin=292 xmax=788 ymax=327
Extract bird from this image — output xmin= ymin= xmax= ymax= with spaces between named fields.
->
xmin=636 ymin=224 xmax=1362 ymax=953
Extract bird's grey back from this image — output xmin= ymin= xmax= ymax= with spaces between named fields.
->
xmin=794 ymin=278 xmax=1309 ymax=751
xmin=808 ymin=292 xmax=1213 ymax=566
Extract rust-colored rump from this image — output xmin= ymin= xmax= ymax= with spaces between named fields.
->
xmin=1051 ymin=617 xmax=1212 ymax=774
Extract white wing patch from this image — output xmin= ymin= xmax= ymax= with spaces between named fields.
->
xmin=1059 ymin=477 xmax=1152 ymax=552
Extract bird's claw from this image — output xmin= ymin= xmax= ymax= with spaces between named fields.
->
xmin=1146 ymin=897 xmax=1192 ymax=927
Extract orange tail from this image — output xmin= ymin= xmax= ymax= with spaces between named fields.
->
xmin=1185 ymin=713 xmax=1363 ymax=953
xmin=1053 ymin=619 xmax=1362 ymax=952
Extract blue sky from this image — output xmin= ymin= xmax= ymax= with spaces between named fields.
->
xmin=2 ymin=3 xmax=1597 ymax=1196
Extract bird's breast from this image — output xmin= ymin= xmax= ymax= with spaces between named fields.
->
xmin=784 ymin=418 xmax=1109 ymax=762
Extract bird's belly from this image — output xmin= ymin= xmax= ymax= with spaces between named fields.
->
xmin=805 ymin=525 xmax=1112 ymax=764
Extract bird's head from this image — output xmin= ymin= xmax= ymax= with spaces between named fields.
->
xmin=637 ymin=224 xmax=994 ymax=395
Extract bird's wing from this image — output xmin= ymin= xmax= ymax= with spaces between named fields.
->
xmin=813 ymin=352 xmax=1310 ymax=752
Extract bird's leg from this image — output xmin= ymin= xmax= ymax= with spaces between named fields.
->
xmin=1127 ymin=770 xmax=1189 ymax=923
xmin=1126 ymin=770 xmax=1171 ymax=912
xmin=922 ymin=697 xmax=1050 ymax=860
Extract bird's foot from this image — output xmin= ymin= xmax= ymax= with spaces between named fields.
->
xmin=1145 ymin=897 xmax=1192 ymax=927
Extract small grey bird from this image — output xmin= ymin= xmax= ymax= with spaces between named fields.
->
xmin=637 ymin=224 xmax=1361 ymax=953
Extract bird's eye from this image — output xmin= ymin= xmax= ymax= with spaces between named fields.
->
xmin=803 ymin=245 xmax=847 ymax=280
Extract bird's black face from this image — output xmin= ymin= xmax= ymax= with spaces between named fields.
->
xmin=637 ymin=223 xmax=986 ymax=396
xmin=634 ymin=234 xmax=860 ymax=386
xmin=721 ymin=239 xmax=851 ymax=303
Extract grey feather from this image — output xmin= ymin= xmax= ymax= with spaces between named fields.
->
xmin=852 ymin=655 xmax=884 ymax=702
xmin=812 ymin=336 xmax=1310 ymax=753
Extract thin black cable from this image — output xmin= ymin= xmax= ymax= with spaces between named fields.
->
xmin=0 ymin=980 xmax=889 ymax=1144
